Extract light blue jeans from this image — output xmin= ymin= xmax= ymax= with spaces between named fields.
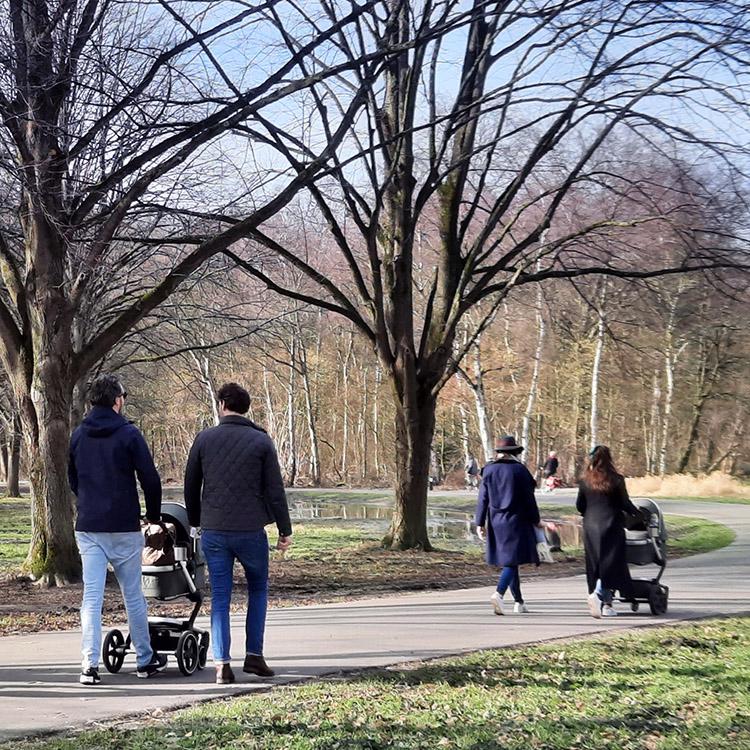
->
xmin=75 ymin=531 xmax=154 ymax=670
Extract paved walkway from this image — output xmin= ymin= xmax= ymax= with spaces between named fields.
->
xmin=1 ymin=495 xmax=748 ymax=740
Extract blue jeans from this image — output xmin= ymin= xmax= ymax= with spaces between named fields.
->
xmin=201 ymin=529 xmax=269 ymax=664
xmin=497 ymin=566 xmax=523 ymax=603
xmin=75 ymin=531 xmax=154 ymax=670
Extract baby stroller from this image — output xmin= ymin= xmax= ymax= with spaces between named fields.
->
xmin=621 ymin=497 xmax=669 ymax=615
xmin=102 ymin=502 xmax=209 ymax=676
xmin=543 ymin=474 xmax=563 ymax=492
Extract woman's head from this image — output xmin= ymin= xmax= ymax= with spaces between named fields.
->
xmin=581 ymin=445 xmax=619 ymax=491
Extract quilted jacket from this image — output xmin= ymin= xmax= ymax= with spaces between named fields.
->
xmin=184 ymin=415 xmax=292 ymax=536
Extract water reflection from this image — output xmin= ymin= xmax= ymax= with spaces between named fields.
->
xmin=163 ymin=488 xmax=581 ymax=547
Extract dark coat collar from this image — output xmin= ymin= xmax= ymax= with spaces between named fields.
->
xmin=219 ymin=414 xmax=267 ymax=432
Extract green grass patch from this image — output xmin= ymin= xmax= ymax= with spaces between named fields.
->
xmin=666 ymin=516 xmax=736 ymax=556
xmin=0 ymin=497 xmax=29 ymax=570
xmin=281 ymin=524 xmax=378 ymax=560
xmin=13 ymin=617 xmax=750 ymax=750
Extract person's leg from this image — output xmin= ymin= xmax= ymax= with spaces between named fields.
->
xmin=75 ymin=532 xmax=109 ymax=672
xmin=508 ymin=567 xmax=523 ymax=603
xmin=496 ymin=566 xmax=517 ymax=596
xmin=594 ymin=579 xmax=613 ymax=604
xmin=201 ymin=531 xmax=234 ymax=663
xmin=107 ymin=532 xmax=154 ymax=669
xmin=232 ymin=530 xmax=269 ymax=657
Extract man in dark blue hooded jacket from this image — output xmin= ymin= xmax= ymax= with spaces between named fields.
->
xmin=68 ymin=374 xmax=165 ymax=685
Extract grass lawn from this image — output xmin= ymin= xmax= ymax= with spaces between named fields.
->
xmin=0 ymin=494 xmax=736 ymax=573
xmin=655 ymin=495 xmax=750 ymax=506
xmin=0 ymin=496 xmax=29 ymax=572
xmin=10 ymin=616 xmax=750 ymax=750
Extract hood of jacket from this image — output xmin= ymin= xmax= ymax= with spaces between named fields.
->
xmin=81 ymin=406 xmax=130 ymax=438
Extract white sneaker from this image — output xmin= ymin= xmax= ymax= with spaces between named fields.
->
xmin=513 ymin=602 xmax=529 ymax=614
xmin=587 ymin=593 xmax=603 ymax=619
xmin=602 ymin=604 xmax=618 ymax=617
xmin=490 ymin=591 xmax=505 ymax=615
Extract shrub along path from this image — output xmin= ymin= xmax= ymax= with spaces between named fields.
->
xmin=0 ymin=495 xmax=748 ymax=741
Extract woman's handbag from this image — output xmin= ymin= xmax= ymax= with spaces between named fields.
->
xmin=535 ymin=525 xmax=555 ymax=564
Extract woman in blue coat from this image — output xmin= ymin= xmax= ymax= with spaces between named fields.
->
xmin=475 ymin=436 xmax=541 ymax=615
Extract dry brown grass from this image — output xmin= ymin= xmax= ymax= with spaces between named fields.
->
xmin=627 ymin=472 xmax=749 ymax=499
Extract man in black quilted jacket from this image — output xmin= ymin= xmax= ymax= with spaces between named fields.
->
xmin=184 ymin=382 xmax=292 ymax=685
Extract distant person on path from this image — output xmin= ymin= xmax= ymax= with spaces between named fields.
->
xmin=475 ymin=435 xmax=541 ymax=615
xmin=576 ymin=445 xmax=642 ymax=619
xmin=185 ymin=382 xmax=293 ymax=685
xmin=465 ymin=454 xmax=480 ymax=488
xmin=542 ymin=450 xmax=559 ymax=478
xmin=68 ymin=374 xmax=165 ymax=685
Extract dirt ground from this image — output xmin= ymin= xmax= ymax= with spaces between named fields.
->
xmin=0 ymin=545 xmax=583 ymax=636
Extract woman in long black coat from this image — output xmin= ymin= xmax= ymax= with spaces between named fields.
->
xmin=475 ymin=436 xmax=540 ymax=616
xmin=576 ymin=445 xmax=641 ymax=619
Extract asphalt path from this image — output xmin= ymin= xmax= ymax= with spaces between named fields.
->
xmin=0 ymin=492 xmax=748 ymax=740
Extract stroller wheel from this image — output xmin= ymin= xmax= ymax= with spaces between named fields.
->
xmin=176 ymin=631 xmax=199 ymax=676
xmin=630 ymin=602 xmax=639 ymax=613
xmin=197 ymin=632 xmax=209 ymax=670
xmin=102 ymin=629 xmax=126 ymax=673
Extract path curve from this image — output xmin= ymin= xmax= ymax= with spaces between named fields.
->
xmin=0 ymin=495 xmax=748 ymax=741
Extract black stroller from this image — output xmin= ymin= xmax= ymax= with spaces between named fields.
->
xmin=621 ymin=497 xmax=669 ymax=615
xmin=102 ymin=502 xmax=209 ymax=676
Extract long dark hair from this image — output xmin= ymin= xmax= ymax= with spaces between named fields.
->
xmin=581 ymin=445 xmax=620 ymax=492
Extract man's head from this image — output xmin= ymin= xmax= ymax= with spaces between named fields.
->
xmin=217 ymin=382 xmax=251 ymax=416
xmin=549 ymin=450 xmax=557 ymax=458
xmin=89 ymin=374 xmax=127 ymax=413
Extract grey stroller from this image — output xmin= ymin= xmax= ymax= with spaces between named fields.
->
xmin=102 ymin=502 xmax=209 ymax=676
xmin=621 ymin=497 xmax=669 ymax=615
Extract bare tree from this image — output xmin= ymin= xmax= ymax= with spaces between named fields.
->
xmin=0 ymin=0 xmax=389 ymax=583
xmin=221 ymin=0 xmax=749 ymax=548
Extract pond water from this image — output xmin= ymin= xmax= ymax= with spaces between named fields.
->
xmin=163 ymin=488 xmax=582 ymax=548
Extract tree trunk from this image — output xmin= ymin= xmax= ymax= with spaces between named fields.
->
xmin=521 ymin=284 xmax=546 ymax=460
xmin=382 ymin=371 xmax=435 ymax=551
xmin=658 ymin=338 xmax=677 ymax=476
xmin=299 ymin=338 xmax=321 ymax=486
xmin=285 ymin=339 xmax=297 ymax=485
xmin=20 ymin=363 xmax=80 ymax=585
xmin=7 ymin=415 xmax=21 ymax=498
xmin=589 ymin=308 xmax=606 ymax=450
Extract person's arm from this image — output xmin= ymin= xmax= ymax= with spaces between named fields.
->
xmin=475 ymin=472 xmax=489 ymax=530
xmin=67 ymin=435 xmax=78 ymax=496
xmin=130 ymin=430 xmax=162 ymax=522
xmin=526 ymin=469 xmax=541 ymax=525
xmin=184 ymin=436 xmax=203 ymax=528
xmin=618 ymin=477 xmax=640 ymax=517
xmin=575 ymin=485 xmax=586 ymax=516
xmin=262 ymin=439 xmax=292 ymax=539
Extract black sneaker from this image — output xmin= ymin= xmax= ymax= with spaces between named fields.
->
xmin=136 ymin=653 xmax=167 ymax=679
xmin=79 ymin=668 xmax=101 ymax=685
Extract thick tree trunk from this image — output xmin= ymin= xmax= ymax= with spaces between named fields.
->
xmin=383 ymin=391 xmax=436 ymax=551
xmin=20 ymin=365 xmax=80 ymax=585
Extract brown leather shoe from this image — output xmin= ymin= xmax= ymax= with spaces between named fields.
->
xmin=243 ymin=654 xmax=275 ymax=677
xmin=216 ymin=664 xmax=235 ymax=684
